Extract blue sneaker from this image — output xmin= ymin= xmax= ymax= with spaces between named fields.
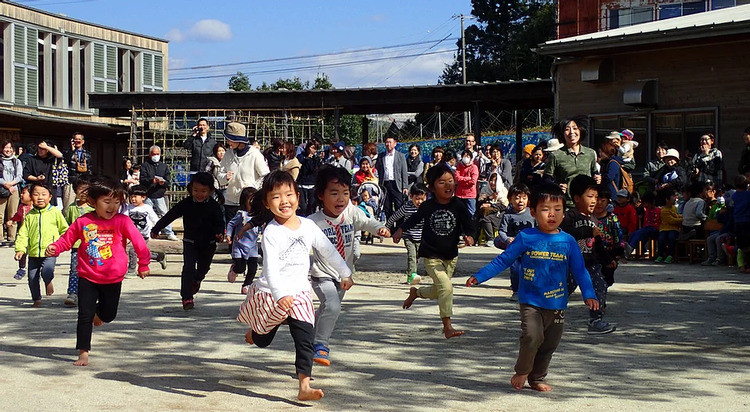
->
xmin=313 ymin=343 xmax=330 ymax=366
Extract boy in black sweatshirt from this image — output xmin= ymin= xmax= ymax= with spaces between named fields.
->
xmin=561 ymin=175 xmax=616 ymax=335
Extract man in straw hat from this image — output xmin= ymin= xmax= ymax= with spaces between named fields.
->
xmin=219 ymin=122 xmax=270 ymax=222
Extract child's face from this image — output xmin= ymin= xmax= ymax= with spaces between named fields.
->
xmin=703 ymin=188 xmax=716 ymax=200
xmin=360 ymin=161 xmax=371 ymax=173
xmin=410 ymin=193 xmax=427 ymax=208
xmin=488 ymin=175 xmax=497 ymax=189
xmin=31 ymin=186 xmax=52 ymax=208
xmin=265 ymin=183 xmax=299 ymax=221
xmin=447 ymin=158 xmax=456 ymax=167
xmin=130 ymin=194 xmax=146 ymax=206
xmin=93 ymin=195 xmax=121 ymax=220
xmin=20 ymin=189 xmax=31 ymax=205
xmin=431 ymin=172 xmax=455 ymax=203
xmin=531 ymin=198 xmax=564 ymax=234
xmin=594 ymin=196 xmax=609 ymax=215
xmin=510 ymin=193 xmax=528 ymax=212
xmin=668 ymin=194 xmax=678 ymax=205
xmin=573 ymin=188 xmax=598 ymax=215
xmin=361 ymin=190 xmax=371 ymax=202
xmin=76 ymin=184 xmax=89 ymax=203
xmin=616 ymin=196 xmax=629 ymax=206
xmin=191 ymin=182 xmax=213 ymax=203
xmin=319 ymin=179 xmax=350 ymax=217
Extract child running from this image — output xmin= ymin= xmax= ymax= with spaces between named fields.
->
xmin=63 ymin=176 xmax=94 ymax=306
xmin=226 ymin=186 xmax=261 ymax=295
xmin=494 ymin=183 xmax=535 ymax=301
xmin=151 ymin=172 xmax=224 ymax=310
xmin=467 ymin=183 xmax=599 ymax=391
xmin=395 ymin=163 xmax=474 ymax=339
xmin=46 ymin=176 xmax=150 ymax=366
xmin=237 ymin=170 xmax=351 ymax=401
xmin=9 ymin=186 xmax=32 ymax=280
xmin=309 ymin=165 xmax=390 ymax=366
xmin=14 ymin=182 xmax=68 ymax=307
xmin=386 ymin=182 xmax=428 ymax=285
xmin=125 ymin=185 xmax=167 ymax=276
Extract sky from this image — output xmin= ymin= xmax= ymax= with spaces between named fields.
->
xmin=21 ymin=0 xmax=474 ymax=91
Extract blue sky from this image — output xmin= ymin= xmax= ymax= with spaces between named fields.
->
xmin=26 ymin=0 xmax=473 ymax=91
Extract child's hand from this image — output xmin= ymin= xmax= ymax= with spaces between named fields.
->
xmin=138 ymin=270 xmax=149 ymax=279
xmin=507 ymin=237 xmax=515 ymax=244
xmin=607 ymin=260 xmax=618 ymax=269
xmin=14 ymin=251 xmax=24 ymax=261
xmin=150 ymin=231 xmax=159 ymax=240
xmin=377 ymin=227 xmax=391 ymax=238
xmin=585 ymin=298 xmax=600 ymax=311
xmin=225 ymin=236 xmax=232 ymax=245
xmin=464 ymin=235 xmax=475 ymax=246
xmin=215 ymin=233 xmax=224 ymax=242
xmin=465 ymin=276 xmax=479 ymax=287
xmin=235 ymin=222 xmax=252 ymax=240
xmin=277 ymin=296 xmax=294 ymax=311
xmin=392 ymin=229 xmax=403 ymax=244
xmin=45 ymin=245 xmax=56 ymax=257
xmin=341 ymin=276 xmax=354 ymax=290
xmin=5 ymin=221 xmax=12 ymax=228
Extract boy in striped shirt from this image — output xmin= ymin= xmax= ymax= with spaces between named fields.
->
xmin=386 ymin=183 xmax=428 ymax=285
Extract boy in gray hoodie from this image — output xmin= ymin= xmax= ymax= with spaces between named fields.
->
xmin=494 ymin=184 xmax=536 ymax=300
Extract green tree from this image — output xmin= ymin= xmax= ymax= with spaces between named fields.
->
xmin=228 ymin=71 xmax=251 ymax=91
xmin=257 ymin=76 xmax=309 ymax=91
xmin=313 ymin=73 xmax=333 ymax=90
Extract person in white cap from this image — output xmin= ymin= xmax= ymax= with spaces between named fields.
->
xmin=654 ymin=148 xmax=688 ymax=194
xmin=219 ymin=122 xmax=270 ymax=223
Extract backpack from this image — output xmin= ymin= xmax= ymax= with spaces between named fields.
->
xmin=611 ymin=158 xmax=634 ymax=194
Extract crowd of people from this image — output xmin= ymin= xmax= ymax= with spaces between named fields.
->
xmin=7 ymin=116 xmax=750 ymax=399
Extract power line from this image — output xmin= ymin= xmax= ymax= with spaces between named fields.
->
xmin=170 ymin=49 xmax=454 ymax=82
xmin=169 ymin=38 xmax=459 ymax=72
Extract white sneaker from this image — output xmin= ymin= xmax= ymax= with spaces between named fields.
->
xmin=167 ymin=234 xmax=179 ymax=241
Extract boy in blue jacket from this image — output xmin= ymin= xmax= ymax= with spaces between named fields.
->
xmin=467 ymin=183 xmax=599 ymax=392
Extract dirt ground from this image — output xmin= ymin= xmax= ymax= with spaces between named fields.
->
xmin=1 ymin=240 xmax=749 ymax=411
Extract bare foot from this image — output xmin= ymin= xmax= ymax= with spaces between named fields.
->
xmin=74 ymin=350 xmax=89 ymax=366
xmin=45 ymin=282 xmax=54 ymax=296
xmin=402 ymin=287 xmax=418 ymax=309
xmin=529 ymin=381 xmax=552 ymax=392
xmin=297 ymin=387 xmax=324 ymax=401
xmin=511 ymin=373 xmax=527 ymax=390
xmin=245 ymin=330 xmax=254 ymax=345
xmin=32 ymin=300 xmax=41 ymax=308
xmin=93 ymin=314 xmax=103 ymax=327
xmin=443 ymin=327 xmax=465 ymax=339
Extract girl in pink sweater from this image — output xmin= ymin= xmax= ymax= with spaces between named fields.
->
xmin=456 ymin=149 xmax=479 ymax=216
xmin=46 ymin=177 xmax=150 ymax=366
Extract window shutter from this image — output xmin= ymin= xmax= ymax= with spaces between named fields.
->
xmin=154 ymin=54 xmax=163 ymax=88
xmin=13 ymin=66 xmax=25 ymax=105
xmin=106 ymin=45 xmax=117 ymax=80
xmin=26 ymin=28 xmax=37 ymax=65
xmin=143 ymin=53 xmax=153 ymax=87
xmin=93 ymin=43 xmax=105 ymax=78
xmin=27 ymin=67 xmax=37 ymax=105
xmin=13 ymin=25 xmax=24 ymax=63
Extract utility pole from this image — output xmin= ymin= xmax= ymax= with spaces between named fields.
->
xmin=461 ymin=14 xmax=468 ymax=135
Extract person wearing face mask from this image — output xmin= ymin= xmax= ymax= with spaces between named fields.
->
xmin=139 ymin=145 xmax=178 ymax=241
xmin=456 ymin=149 xmax=480 ymax=217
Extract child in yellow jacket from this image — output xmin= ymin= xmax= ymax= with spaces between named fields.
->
xmin=656 ymin=189 xmax=682 ymax=263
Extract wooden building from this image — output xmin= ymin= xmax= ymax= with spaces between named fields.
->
xmin=537 ymin=4 xmax=750 ymax=176
xmin=0 ymin=1 xmax=167 ymax=176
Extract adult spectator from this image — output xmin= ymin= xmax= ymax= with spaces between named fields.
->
xmin=456 ymin=149 xmax=479 ymax=216
xmin=140 ymin=145 xmax=178 ymax=241
xmin=486 ymin=144 xmax=513 ymax=189
xmin=654 ymin=149 xmax=688 ymax=195
xmin=328 ymin=141 xmax=352 ymax=170
xmin=406 ymin=144 xmax=424 ymax=186
xmin=544 ymin=117 xmax=600 ymax=201
xmin=183 ymin=118 xmax=216 ymax=175
xmin=519 ymin=145 xmax=546 ymax=189
xmin=362 ymin=142 xmax=379 ymax=166
xmin=423 ymin=146 xmax=444 ymax=181
xmin=297 ymin=140 xmax=322 ymax=216
xmin=0 ymin=141 xmax=23 ymax=245
xmin=120 ymin=158 xmax=139 ymax=188
xmin=219 ymin=122 xmax=270 ymax=222
xmin=691 ymin=133 xmax=723 ymax=187
xmin=375 ymin=136 xmax=408 ymax=218
xmin=738 ymin=127 xmax=750 ymax=175
xmin=465 ymin=134 xmax=479 ymax=161
xmin=599 ymin=140 xmax=625 ymax=202
xmin=205 ymin=143 xmax=228 ymax=195
xmin=23 ymin=140 xmax=63 ymax=195
xmin=643 ymin=141 xmax=668 ymax=192
xmin=265 ymin=138 xmax=285 ymax=172
xmin=514 ymin=144 xmax=536 ymax=184
xmin=62 ymin=132 xmax=94 ymax=211
xmin=281 ymin=141 xmax=301 ymax=181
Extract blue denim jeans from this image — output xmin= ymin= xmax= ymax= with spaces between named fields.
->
xmin=145 ymin=197 xmax=174 ymax=236
xmin=628 ymin=226 xmax=658 ymax=249
xmin=658 ymin=230 xmax=679 ymax=258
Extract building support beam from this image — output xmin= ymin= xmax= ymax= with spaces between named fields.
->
xmin=71 ymin=39 xmax=81 ymax=110
xmin=43 ymin=33 xmax=52 ymax=107
xmin=55 ymin=35 xmax=68 ymax=109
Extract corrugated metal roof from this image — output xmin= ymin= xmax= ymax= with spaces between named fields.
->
xmin=540 ymin=4 xmax=750 ymax=52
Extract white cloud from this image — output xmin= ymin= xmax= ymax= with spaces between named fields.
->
xmin=165 ymin=19 xmax=232 ymax=43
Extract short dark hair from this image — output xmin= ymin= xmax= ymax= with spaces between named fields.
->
xmin=442 ymin=150 xmax=456 ymax=163
xmin=315 ymin=165 xmax=352 ymax=198
xmin=596 ymin=184 xmax=611 ymax=201
xmin=656 ymin=141 xmax=669 ymax=151
xmin=529 ymin=183 xmax=565 ymax=209
xmin=29 ymin=181 xmax=52 ymax=196
xmin=569 ymin=175 xmax=598 ymax=199
xmin=187 ymin=172 xmax=216 ymax=193
xmin=641 ymin=191 xmax=656 ymax=205
xmin=129 ymin=185 xmax=148 ymax=197
xmin=239 ymin=186 xmax=258 ymax=210
xmin=85 ymin=176 xmax=127 ymax=204
xmin=255 ymin=171 xmax=299 ymax=219
xmin=73 ymin=174 xmax=91 ymax=192
xmin=408 ymin=144 xmax=420 ymax=154
xmin=409 ymin=182 xmax=428 ymax=197
xmin=197 ymin=117 xmax=208 ymax=125
xmin=508 ymin=183 xmax=531 ymax=200
xmin=425 ymin=163 xmax=455 ymax=189
xmin=212 ymin=142 xmax=226 ymax=157
xmin=552 ymin=116 xmax=588 ymax=141
xmin=431 ymin=146 xmax=444 ymax=157
xmin=490 ymin=144 xmax=502 ymax=156
xmin=744 ymin=126 xmax=750 ymax=135
xmin=132 ymin=164 xmax=141 ymax=171
xmin=689 ymin=181 xmax=706 ymax=197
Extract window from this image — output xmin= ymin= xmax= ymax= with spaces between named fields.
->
xmin=653 ymin=110 xmax=716 ymax=162
xmin=13 ymin=24 xmax=38 ymax=106
xmin=592 ymin=115 xmax=648 ymax=173
xmin=659 ymin=1 xmax=713 ymax=19
xmin=92 ymin=42 xmax=118 ymax=93
xmin=609 ymin=7 xmax=654 ymax=29
xmin=141 ymin=52 xmax=163 ymax=92
xmin=711 ymin=0 xmax=735 ymax=9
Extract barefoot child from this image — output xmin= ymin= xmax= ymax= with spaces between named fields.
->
xmin=14 ymin=182 xmax=68 ymax=307
xmin=386 ymin=183 xmax=428 ymax=285
xmin=394 ymin=163 xmax=474 ymax=339
xmin=124 ymin=185 xmax=167 ymax=276
xmin=309 ymin=165 xmax=390 ymax=366
xmin=467 ymin=183 xmax=599 ymax=391
xmin=63 ymin=176 xmax=94 ymax=306
xmin=237 ymin=170 xmax=351 ymax=401
xmin=226 ymin=187 xmax=261 ymax=295
xmin=46 ymin=176 xmax=150 ymax=366
xmin=9 ymin=186 xmax=32 ymax=280
xmin=151 ymin=172 xmax=224 ymax=310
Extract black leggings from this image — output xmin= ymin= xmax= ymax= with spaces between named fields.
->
xmin=232 ymin=256 xmax=259 ymax=286
xmin=181 ymin=241 xmax=217 ymax=301
xmin=77 ymin=277 xmax=122 ymax=351
xmin=252 ymin=318 xmax=315 ymax=377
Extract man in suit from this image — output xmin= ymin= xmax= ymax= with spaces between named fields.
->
xmin=376 ymin=136 xmax=408 ymax=219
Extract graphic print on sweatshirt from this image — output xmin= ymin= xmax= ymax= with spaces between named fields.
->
xmin=278 ymin=236 xmax=308 ymax=262
xmin=129 ymin=211 xmax=149 ymax=233
xmin=83 ymin=223 xmax=114 ymax=266
xmin=430 ymin=209 xmax=456 ymax=236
